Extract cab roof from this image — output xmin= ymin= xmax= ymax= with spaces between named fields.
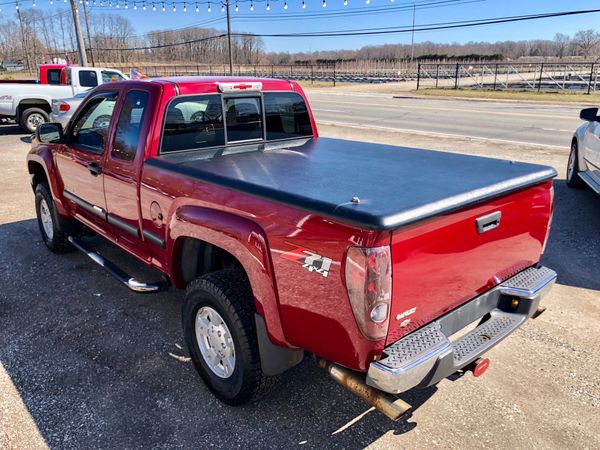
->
xmin=149 ymin=76 xmax=296 ymax=95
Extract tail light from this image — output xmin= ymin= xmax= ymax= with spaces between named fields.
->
xmin=541 ymin=185 xmax=554 ymax=254
xmin=59 ymin=102 xmax=70 ymax=112
xmin=345 ymin=246 xmax=392 ymax=340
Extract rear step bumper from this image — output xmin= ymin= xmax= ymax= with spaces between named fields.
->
xmin=367 ymin=265 xmax=556 ymax=394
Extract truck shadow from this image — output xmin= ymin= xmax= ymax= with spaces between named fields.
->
xmin=541 ymin=179 xmax=600 ymax=291
xmin=0 ymin=123 xmax=31 ymax=143
xmin=0 ymin=218 xmax=431 ymax=448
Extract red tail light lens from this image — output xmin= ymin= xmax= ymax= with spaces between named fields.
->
xmin=345 ymin=246 xmax=392 ymax=340
xmin=59 ymin=103 xmax=70 ymax=112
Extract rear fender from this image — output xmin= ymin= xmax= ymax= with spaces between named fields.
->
xmin=168 ymin=205 xmax=291 ymax=348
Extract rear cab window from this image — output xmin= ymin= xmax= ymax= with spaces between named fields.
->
xmin=46 ymin=69 xmax=62 ymax=85
xmin=160 ymin=91 xmax=313 ymax=154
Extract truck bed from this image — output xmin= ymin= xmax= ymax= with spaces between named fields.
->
xmin=146 ymin=137 xmax=556 ymax=230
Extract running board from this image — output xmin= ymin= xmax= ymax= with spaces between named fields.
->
xmin=68 ymin=236 xmax=168 ymax=293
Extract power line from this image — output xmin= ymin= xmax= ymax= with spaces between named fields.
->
xmin=89 ymin=7 xmax=600 ymax=51
xmin=231 ymin=7 xmax=600 ymax=37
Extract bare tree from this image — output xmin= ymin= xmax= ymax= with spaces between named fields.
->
xmin=574 ymin=29 xmax=600 ymax=59
xmin=553 ymin=33 xmax=570 ymax=59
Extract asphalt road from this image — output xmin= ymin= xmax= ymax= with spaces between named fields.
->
xmin=1 ymin=102 xmax=599 ymax=449
xmin=306 ymin=91 xmax=585 ymax=148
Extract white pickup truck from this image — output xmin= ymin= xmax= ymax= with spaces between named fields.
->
xmin=0 ymin=66 xmax=127 ymax=132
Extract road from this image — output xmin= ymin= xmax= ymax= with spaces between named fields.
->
xmin=1 ymin=99 xmax=599 ymax=449
xmin=306 ymin=91 xmax=584 ymax=148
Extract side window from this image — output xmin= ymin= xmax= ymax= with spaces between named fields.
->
xmin=224 ymin=97 xmax=263 ymax=142
xmin=102 ymin=70 xmax=126 ymax=83
xmin=161 ymin=95 xmax=224 ymax=153
xmin=112 ymin=91 xmax=149 ymax=161
xmin=47 ymin=69 xmax=62 ymax=85
xmin=79 ymin=70 xmax=98 ymax=87
xmin=264 ymin=92 xmax=313 ymax=140
xmin=69 ymin=93 xmax=118 ymax=152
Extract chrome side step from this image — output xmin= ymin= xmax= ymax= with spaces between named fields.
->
xmin=68 ymin=236 xmax=168 ymax=293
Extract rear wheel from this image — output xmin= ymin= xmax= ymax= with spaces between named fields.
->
xmin=182 ymin=269 xmax=276 ymax=405
xmin=566 ymin=141 xmax=586 ymax=189
xmin=20 ymin=107 xmax=48 ymax=133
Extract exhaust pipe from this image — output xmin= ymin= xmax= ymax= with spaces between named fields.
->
xmin=316 ymin=358 xmax=411 ymax=421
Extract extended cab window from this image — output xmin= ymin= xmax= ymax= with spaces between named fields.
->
xmin=224 ymin=97 xmax=263 ymax=142
xmin=102 ymin=70 xmax=126 ymax=83
xmin=161 ymin=95 xmax=225 ymax=153
xmin=112 ymin=91 xmax=149 ymax=161
xmin=79 ymin=70 xmax=98 ymax=87
xmin=264 ymin=92 xmax=313 ymax=140
xmin=70 ymin=93 xmax=118 ymax=152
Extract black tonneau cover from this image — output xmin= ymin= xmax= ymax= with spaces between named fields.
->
xmin=146 ymin=137 xmax=556 ymax=230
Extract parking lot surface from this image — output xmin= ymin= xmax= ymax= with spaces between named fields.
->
xmin=1 ymin=112 xmax=599 ymax=449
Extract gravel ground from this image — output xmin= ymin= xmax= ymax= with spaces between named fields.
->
xmin=1 ymin=120 xmax=599 ymax=449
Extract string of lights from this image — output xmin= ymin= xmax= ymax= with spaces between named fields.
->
xmin=0 ymin=0 xmax=482 ymax=15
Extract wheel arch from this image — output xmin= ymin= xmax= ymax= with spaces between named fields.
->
xmin=168 ymin=205 xmax=290 ymax=349
xmin=17 ymin=98 xmax=52 ymax=120
xmin=572 ymin=127 xmax=589 ymax=172
xmin=27 ymin=151 xmax=68 ymax=216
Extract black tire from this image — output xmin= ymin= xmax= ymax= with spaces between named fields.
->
xmin=566 ymin=140 xmax=586 ymax=189
xmin=20 ymin=107 xmax=49 ymax=133
xmin=182 ymin=269 xmax=276 ymax=405
xmin=35 ymin=183 xmax=73 ymax=253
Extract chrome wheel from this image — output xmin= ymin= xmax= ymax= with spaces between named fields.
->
xmin=39 ymin=198 xmax=54 ymax=240
xmin=567 ymin=144 xmax=576 ymax=181
xmin=27 ymin=112 xmax=45 ymax=129
xmin=195 ymin=306 xmax=236 ymax=379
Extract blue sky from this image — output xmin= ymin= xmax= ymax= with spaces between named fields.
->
xmin=7 ymin=0 xmax=600 ymax=52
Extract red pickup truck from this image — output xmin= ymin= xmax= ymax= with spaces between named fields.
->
xmin=26 ymin=77 xmax=557 ymax=419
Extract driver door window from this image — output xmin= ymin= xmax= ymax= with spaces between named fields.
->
xmin=69 ymin=94 xmax=118 ymax=153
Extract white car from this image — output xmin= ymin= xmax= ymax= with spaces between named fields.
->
xmin=567 ymin=107 xmax=600 ymax=194
xmin=50 ymin=91 xmax=89 ymax=127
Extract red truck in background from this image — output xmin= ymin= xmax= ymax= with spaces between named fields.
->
xmin=0 ymin=63 xmax=67 ymax=85
xmin=26 ymin=77 xmax=557 ymax=419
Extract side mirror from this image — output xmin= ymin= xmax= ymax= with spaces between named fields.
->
xmin=35 ymin=122 xmax=64 ymax=144
xmin=580 ymin=107 xmax=599 ymax=122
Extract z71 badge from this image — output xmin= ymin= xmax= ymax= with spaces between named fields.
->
xmin=281 ymin=245 xmax=333 ymax=278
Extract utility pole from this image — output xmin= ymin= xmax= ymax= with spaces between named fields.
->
xmin=82 ymin=0 xmax=95 ymax=66
xmin=16 ymin=4 xmax=32 ymax=72
xmin=226 ymin=0 xmax=233 ymax=75
xmin=69 ymin=0 xmax=88 ymax=66
xmin=410 ymin=3 xmax=416 ymax=62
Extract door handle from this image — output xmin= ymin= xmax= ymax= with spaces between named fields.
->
xmin=88 ymin=162 xmax=102 ymax=176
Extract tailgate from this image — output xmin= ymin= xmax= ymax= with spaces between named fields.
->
xmin=386 ymin=181 xmax=553 ymax=345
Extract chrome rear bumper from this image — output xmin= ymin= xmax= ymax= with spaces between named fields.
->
xmin=367 ymin=265 xmax=556 ymax=394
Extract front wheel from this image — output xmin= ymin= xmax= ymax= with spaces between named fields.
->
xmin=182 ymin=269 xmax=276 ymax=405
xmin=35 ymin=184 xmax=73 ymax=253
xmin=566 ymin=141 xmax=586 ymax=189
xmin=20 ymin=107 xmax=49 ymax=133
